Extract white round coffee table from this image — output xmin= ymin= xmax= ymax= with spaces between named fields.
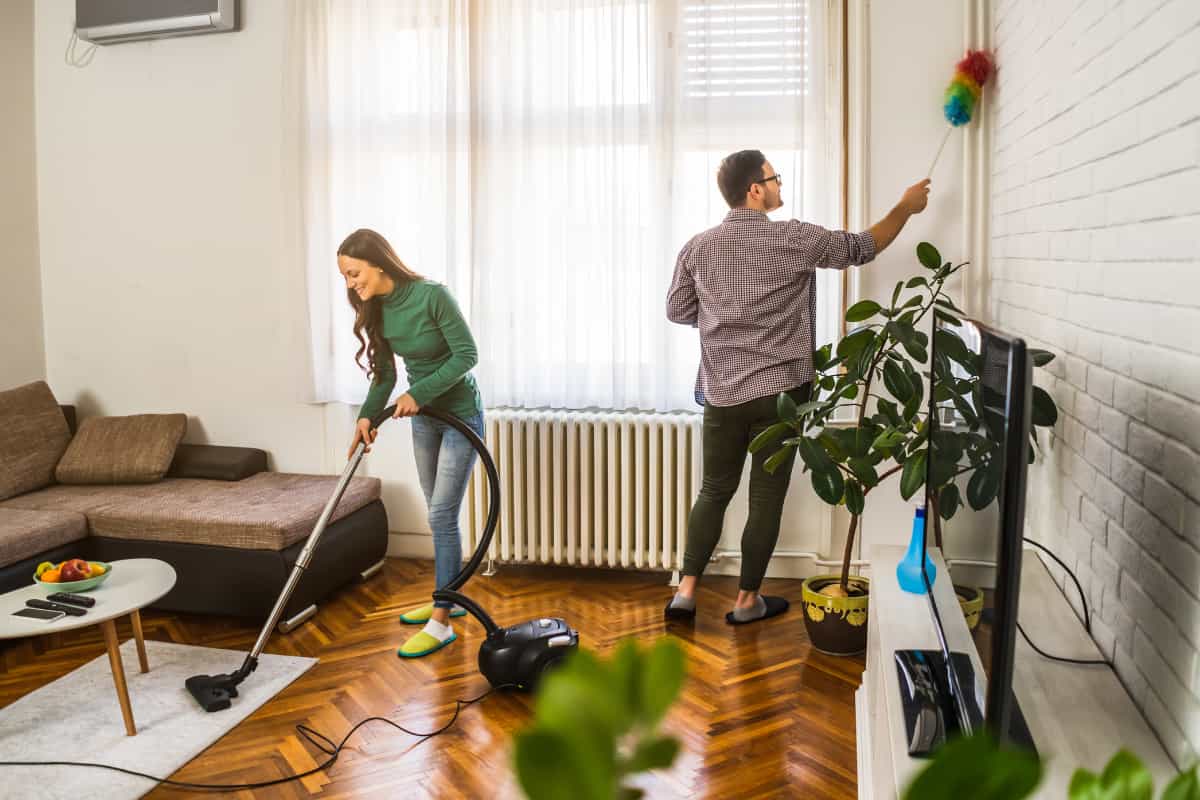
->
xmin=0 ymin=558 xmax=177 ymax=736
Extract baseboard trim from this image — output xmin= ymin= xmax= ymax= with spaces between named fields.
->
xmin=387 ymin=532 xmax=434 ymax=559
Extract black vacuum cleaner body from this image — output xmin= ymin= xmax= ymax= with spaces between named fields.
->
xmin=435 ymin=583 xmax=579 ymax=690
xmin=187 ymin=405 xmax=577 ymax=711
xmin=479 ymin=617 xmax=578 ymax=687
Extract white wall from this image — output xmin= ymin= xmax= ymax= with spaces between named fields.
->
xmin=32 ymin=0 xmax=966 ymax=576
xmin=988 ymin=0 xmax=1200 ymax=767
xmin=853 ymin=0 xmax=968 ymax=555
xmin=1 ymin=0 xmax=46 ymax=389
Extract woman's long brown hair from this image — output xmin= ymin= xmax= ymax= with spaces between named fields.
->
xmin=337 ymin=229 xmax=423 ymax=384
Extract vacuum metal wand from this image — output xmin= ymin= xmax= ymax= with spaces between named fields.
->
xmin=247 ymin=444 xmax=366 ymax=661
xmin=186 ymin=407 xmax=393 ymax=712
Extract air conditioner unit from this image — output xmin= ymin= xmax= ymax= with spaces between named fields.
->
xmin=75 ymin=0 xmax=238 ymax=45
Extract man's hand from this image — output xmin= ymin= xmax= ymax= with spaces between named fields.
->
xmin=900 ymin=179 xmax=931 ymax=215
xmin=392 ymin=392 xmax=421 ymax=418
xmin=867 ymin=179 xmax=933 ymax=255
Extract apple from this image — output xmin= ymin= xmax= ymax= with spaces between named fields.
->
xmin=60 ymin=559 xmax=90 ymax=582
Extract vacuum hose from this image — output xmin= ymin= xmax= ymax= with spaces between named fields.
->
xmin=370 ymin=407 xmax=503 ymax=634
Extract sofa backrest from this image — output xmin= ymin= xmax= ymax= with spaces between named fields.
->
xmin=0 ymin=381 xmax=73 ymax=501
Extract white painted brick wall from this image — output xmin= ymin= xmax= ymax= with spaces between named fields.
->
xmin=990 ymin=0 xmax=1200 ymax=765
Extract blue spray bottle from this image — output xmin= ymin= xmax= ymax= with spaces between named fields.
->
xmin=896 ymin=505 xmax=936 ymax=594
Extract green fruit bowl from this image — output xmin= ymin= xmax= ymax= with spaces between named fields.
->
xmin=34 ymin=562 xmax=113 ymax=593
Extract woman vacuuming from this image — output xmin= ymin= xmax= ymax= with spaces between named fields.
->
xmin=338 ymin=228 xmax=484 ymax=659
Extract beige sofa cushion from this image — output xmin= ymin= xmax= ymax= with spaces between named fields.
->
xmin=0 ymin=508 xmax=88 ymax=568
xmin=0 ymin=381 xmax=72 ymax=501
xmin=85 ymin=473 xmax=382 ymax=551
xmin=56 ymin=414 xmax=187 ymax=485
xmin=0 ymin=482 xmax=172 ymax=515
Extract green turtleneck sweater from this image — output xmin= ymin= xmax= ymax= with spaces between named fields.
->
xmin=357 ymin=280 xmax=483 ymax=423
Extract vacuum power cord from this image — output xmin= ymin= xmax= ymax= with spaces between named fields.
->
xmin=0 ymin=684 xmax=513 ymax=792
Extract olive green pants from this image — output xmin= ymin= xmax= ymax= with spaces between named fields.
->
xmin=681 ymin=384 xmax=811 ymax=592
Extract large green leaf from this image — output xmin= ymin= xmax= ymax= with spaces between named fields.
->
xmin=905 ymin=276 xmax=928 ymax=289
xmin=1028 ymin=348 xmax=1055 ymax=368
xmin=847 ymin=457 xmax=880 ymax=488
xmin=763 ymin=446 xmax=794 ymax=474
xmin=777 ymin=391 xmax=798 ymax=422
xmin=934 ymin=308 xmax=962 ymax=327
xmin=917 ymin=242 xmax=942 ymax=270
xmin=939 ymin=483 xmax=960 ymax=519
xmin=749 ymin=422 xmax=793 ymax=454
xmin=877 ymin=399 xmax=903 ymax=428
xmin=902 ymin=732 xmax=1042 ymax=800
xmin=515 ymin=728 xmax=611 ymax=800
xmin=952 ymin=393 xmax=980 ymax=429
xmin=844 ymin=479 xmax=865 ymax=515
xmin=811 ymin=467 xmax=846 ymax=505
xmin=900 ymin=450 xmax=928 ymax=501
xmin=845 ymin=300 xmax=882 ymax=323
xmin=798 ymin=436 xmax=835 ymax=472
xmin=1069 ymin=749 xmax=1154 ymax=800
xmin=1163 ymin=765 xmax=1200 ymax=800
xmin=934 ymin=329 xmax=972 ymax=367
xmin=1031 ymin=386 xmax=1058 ymax=427
xmin=813 ymin=343 xmax=834 ymax=371
xmin=625 ymin=735 xmax=681 ymax=774
xmin=819 ymin=431 xmax=850 ymax=462
xmin=934 ymin=295 xmax=963 ymax=312
xmin=929 ymin=451 xmax=959 ymax=490
xmin=837 ymin=327 xmax=876 ymax=362
xmin=966 ymin=459 xmax=1002 ymax=510
xmin=872 ymin=428 xmax=906 ymax=451
xmin=883 ymin=360 xmax=914 ymax=403
xmin=901 ymin=338 xmax=928 ymax=363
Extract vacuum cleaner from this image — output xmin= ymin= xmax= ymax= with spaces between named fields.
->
xmin=186 ymin=405 xmax=579 ymax=712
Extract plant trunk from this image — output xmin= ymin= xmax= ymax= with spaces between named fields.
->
xmin=840 ymin=513 xmax=860 ymax=591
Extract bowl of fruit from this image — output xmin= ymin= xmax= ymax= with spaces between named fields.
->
xmin=34 ymin=559 xmax=112 ymax=593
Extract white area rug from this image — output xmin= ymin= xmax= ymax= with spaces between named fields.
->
xmin=0 ymin=640 xmax=317 ymax=799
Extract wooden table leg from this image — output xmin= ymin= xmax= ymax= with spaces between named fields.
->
xmin=130 ymin=609 xmax=149 ymax=673
xmin=101 ymin=619 xmax=137 ymax=736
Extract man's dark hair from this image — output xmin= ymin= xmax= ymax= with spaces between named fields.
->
xmin=717 ymin=150 xmax=767 ymax=208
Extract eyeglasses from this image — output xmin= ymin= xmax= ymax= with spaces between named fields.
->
xmin=751 ymin=173 xmax=783 ymax=189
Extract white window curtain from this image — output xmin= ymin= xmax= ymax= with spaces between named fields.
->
xmin=291 ymin=0 xmax=842 ymax=413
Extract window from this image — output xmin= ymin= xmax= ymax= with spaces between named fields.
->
xmin=295 ymin=0 xmax=845 ymax=412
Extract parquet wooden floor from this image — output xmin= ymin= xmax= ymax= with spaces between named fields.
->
xmin=0 ymin=559 xmax=863 ymax=799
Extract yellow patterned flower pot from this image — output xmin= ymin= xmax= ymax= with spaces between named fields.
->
xmin=801 ymin=574 xmax=870 ymax=656
xmin=955 ymin=585 xmax=984 ymax=631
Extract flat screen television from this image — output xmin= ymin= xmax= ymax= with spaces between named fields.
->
xmin=894 ymin=316 xmax=1037 ymax=756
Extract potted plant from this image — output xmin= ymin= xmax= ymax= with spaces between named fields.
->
xmin=748 ymin=241 xmax=1058 ymax=654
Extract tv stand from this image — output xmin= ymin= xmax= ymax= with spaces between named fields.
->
xmin=857 ymin=546 xmax=1175 ymax=798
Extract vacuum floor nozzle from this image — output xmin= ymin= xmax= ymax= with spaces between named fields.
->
xmin=185 ymin=673 xmax=240 ymax=713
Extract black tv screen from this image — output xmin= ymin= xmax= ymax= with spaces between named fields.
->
xmin=925 ymin=316 xmax=1035 ymax=750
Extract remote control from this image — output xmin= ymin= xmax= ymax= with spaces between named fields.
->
xmin=47 ymin=592 xmax=96 ymax=608
xmin=27 ymin=598 xmax=88 ymax=617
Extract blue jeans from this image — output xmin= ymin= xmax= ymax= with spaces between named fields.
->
xmin=411 ymin=411 xmax=484 ymax=608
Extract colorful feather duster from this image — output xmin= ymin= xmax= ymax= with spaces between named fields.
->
xmin=928 ymin=50 xmax=995 ymax=176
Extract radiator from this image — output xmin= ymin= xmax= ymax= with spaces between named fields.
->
xmin=463 ymin=409 xmax=704 ymax=570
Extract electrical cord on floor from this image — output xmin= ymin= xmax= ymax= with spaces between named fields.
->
xmin=0 ymin=683 xmax=515 ymax=792
xmin=1019 ymin=537 xmax=1110 ymax=667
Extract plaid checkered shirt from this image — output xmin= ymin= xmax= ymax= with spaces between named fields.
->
xmin=667 ymin=208 xmax=877 ymax=407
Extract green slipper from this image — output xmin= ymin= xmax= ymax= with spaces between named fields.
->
xmin=400 ymin=604 xmax=467 ymax=624
xmin=398 ymin=630 xmax=457 ymax=658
